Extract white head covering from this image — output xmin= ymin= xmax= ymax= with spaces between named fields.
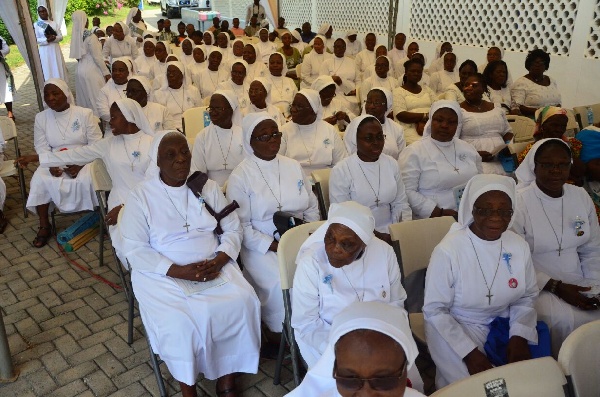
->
xmin=250 ymin=77 xmax=273 ymax=106
xmin=36 ymin=3 xmax=48 ymax=20
xmin=332 ymin=37 xmax=348 ymax=58
xmin=311 ymin=75 xmax=336 ymax=94
xmin=162 ymin=60 xmax=188 ymax=89
xmin=112 ymin=56 xmax=135 ymax=78
xmin=288 ymin=304 xmax=421 ymax=397
xmin=361 ymin=86 xmax=393 ymax=119
xmin=69 ymin=10 xmax=88 ymax=60
xmin=257 ymin=27 xmax=269 ymax=41
xmin=297 ymin=88 xmax=324 ymax=120
xmin=375 ymin=54 xmax=391 ymax=76
xmin=423 ymin=100 xmax=463 ymax=139
xmin=230 ymin=59 xmax=248 ymax=73
xmin=148 ymin=130 xmax=186 ymax=180
xmin=114 ymin=21 xmax=130 ymax=36
xmin=515 ymin=138 xmax=571 ymax=190
xmin=192 ymin=45 xmax=206 ymax=61
xmin=212 ymin=89 xmax=243 ymax=127
xmin=245 ymin=42 xmax=261 ymax=64
xmin=434 ymin=41 xmax=452 ymax=60
xmin=181 ymin=37 xmax=194 ymax=54
xmin=317 ymin=23 xmax=332 ymax=36
xmin=125 ymin=7 xmax=138 ymax=26
xmin=143 ymin=36 xmax=157 ymax=50
xmin=216 ymin=31 xmax=230 ymax=49
xmin=44 ymin=78 xmax=74 ymax=105
xmin=452 ymin=174 xmax=516 ymax=231
xmin=290 ymin=29 xmax=302 ymax=43
xmin=203 ymin=30 xmax=214 ymax=45
xmin=155 ymin=40 xmax=172 ymax=56
xmin=344 ymin=114 xmax=381 ymax=154
xmin=231 ymin=38 xmax=245 ymax=58
xmin=128 ymin=75 xmax=152 ymax=96
xmin=268 ymin=52 xmax=288 ymax=76
xmin=346 ymin=29 xmax=358 ymax=37
xmin=241 ymin=111 xmax=276 ymax=156
xmin=309 ymin=34 xmax=326 ymax=51
xmin=114 ymin=98 xmax=156 ymax=136
xmin=280 ymin=31 xmax=292 ymax=40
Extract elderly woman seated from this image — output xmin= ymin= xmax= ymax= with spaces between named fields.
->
xmin=120 ymin=131 xmax=261 ymax=397
xmin=227 ymin=112 xmax=319 ymax=337
xmin=424 ymin=174 xmax=542 ymax=388
xmin=399 ymin=100 xmax=482 ymax=219
xmin=329 ymin=117 xmax=411 ymax=244
xmin=513 ymin=138 xmax=600 ymax=354
xmin=287 ymin=302 xmax=425 ymax=397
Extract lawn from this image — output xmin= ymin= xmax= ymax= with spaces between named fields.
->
xmin=5 ymin=4 xmax=159 ymax=69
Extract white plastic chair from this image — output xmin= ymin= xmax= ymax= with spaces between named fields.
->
xmin=311 ymin=168 xmax=331 ymax=220
xmin=506 ymin=115 xmax=536 ymax=143
xmin=273 ymin=220 xmax=326 ymax=387
xmin=573 ymin=103 xmax=600 ymax=129
xmin=295 ymin=63 xmax=302 ymax=80
xmin=430 ymin=357 xmax=568 ymax=397
xmin=389 ymin=216 xmax=455 ymax=345
xmin=182 ymin=106 xmax=210 ymax=145
xmin=0 ymin=116 xmax=27 ymax=217
xmin=558 ymin=319 xmax=600 ymax=397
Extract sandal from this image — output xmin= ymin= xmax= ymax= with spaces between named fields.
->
xmin=32 ymin=225 xmax=52 ymax=248
xmin=0 ymin=211 xmax=7 ymax=233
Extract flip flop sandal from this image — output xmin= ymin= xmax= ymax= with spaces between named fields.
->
xmin=32 ymin=225 xmax=52 ymax=248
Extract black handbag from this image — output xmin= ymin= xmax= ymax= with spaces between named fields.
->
xmin=273 ymin=211 xmax=305 ymax=239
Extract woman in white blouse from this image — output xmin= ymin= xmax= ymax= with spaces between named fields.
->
xmin=393 ymin=59 xmax=437 ymax=145
xmin=424 ymin=174 xmax=539 ymax=388
xmin=102 ymin=21 xmax=138 ymax=63
xmin=399 ymin=100 xmax=482 ymax=219
xmin=330 ymin=115 xmax=411 ymax=243
xmin=280 ymin=89 xmax=347 ymax=174
xmin=429 ymin=52 xmax=459 ymax=96
xmin=483 ymin=60 xmax=514 ymax=114
xmin=301 ymin=35 xmax=333 ymax=89
xmin=511 ymin=49 xmax=561 ymax=118
xmin=319 ymin=38 xmax=359 ymax=115
xmin=226 ymin=112 xmax=319 ymax=334
xmin=363 ymin=87 xmax=406 ymax=159
xmin=460 ymin=73 xmax=513 ymax=175
xmin=267 ymin=52 xmax=297 ymax=118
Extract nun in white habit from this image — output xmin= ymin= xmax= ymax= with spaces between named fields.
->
xmin=280 ymin=89 xmax=347 ymax=174
xmin=126 ymin=75 xmax=178 ymax=132
xmin=102 ymin=21 xmax=139 ymax=63
xmin=70 ymin=10 xmax=109 ymax=118
xmin=424 ymin=174 xmax=539 ymax=388
xmin=318 ymin=38 xmax=360 ymax=116
xmin=286 ymin=302 xmax=425 ymax=397
xmin=329 ymin=116 xmax=411 ymax=239
xmin=399 ymin=100 xmax=482 ymax=219
xmin=243 ymin=77 xmax=287 ymax=127
xmin=226 ymin=112 xmax=320 ymax=332
xmin=301 ymin=35 xmax=333 ymax=89
xmin=97 ymin=57 xmax=131 ymax=135
xmin=291 ymin=201 xmax=407 ymax=366
xmin=243 ymin=43 xmax=267 ymax=82
xmin=191 ymin=90 xmax=245 ymax=187
xmin=312 ymin=76 xmax=357 ymax=133
xmin=266 ymin=52 xmax=298 ymax=118
xmin=34 ymin=5 xmax=68 ymax=81
xmin=150 ymin=61 xmax=202 ymax=130
xmin=362 ymin=86 xmax=406 ymax=159
xmin=134 ymin=37 xmax=158 ymax=79
xmin=216 ymin=60 xmax=250 ymax=112
xmin=512 ymin=138 xmax=600 ymax=354
xmin=195 ymin=50 xmax=229 ymax=105
xmin=120 ymin=131 xmax=260 ymax=395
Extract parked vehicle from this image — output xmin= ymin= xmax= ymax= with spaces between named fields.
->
xmin=160 ymin=0 xmax=200 ymax=18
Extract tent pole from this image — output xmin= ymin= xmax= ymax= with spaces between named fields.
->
xmin=0 ymin=308 xmax=18 ymax=382
xmin=16 ymin=0 xmax=45 ymax=111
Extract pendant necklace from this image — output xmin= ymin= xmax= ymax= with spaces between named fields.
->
xmin=122 ymin=135 xmax=142 ymax=171
xmin=468 ymin=235 xmax=503 ymax=305
xmin=341 ymin=256 xmax=366 ymax=302
xmin=254 ymin=159 xmax=283 ymax=211
xmin=168 ymin=87 xmax=185 ymax=114
xmin=215 ymin=128 xmax=233 ymax=169
xmin=539 ymin=195 xmax=564 ymax=256
xmin=433 ymin=140 xmax=460 ymax=173
xmin=300 ymin=129 xmax=318 ymax=166
xmin=53 ymin=108 xmax=74 ymax=141
xmin=466 ymin=98 xmax=483 ymax=111
xmin=162 ymin=185 xmax=190 ymax=232
xmin=269 ymin=76 xmax=285 ymax=98
xmin=357 ymin=161 xmax=382 ymax=206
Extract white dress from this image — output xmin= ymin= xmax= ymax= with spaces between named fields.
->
xmin=345 ymin=40 xmax=361 ymax=59
xmin=280 ymin=121 xmax=348 ymax=174
xmin=424 ymin=227 xmax=539 ymax=388
xmin=75 ymin=33 xmax=107 ymax=117
xmin=319 ymin=56 xmax=359 ymax=115
xmin=135 ymin=54 xmax=157 ymax=79
xmin=194 ymin=68 xmax=229 ymax=105
xmin=0 ymin=36 xmax=13 ymax=103
xmin=150 ymin=85 xmax=202 ymax=130
xmin=320 ymin=97 xmax=357 ymax=133
xmin=245 ymin=61 xmax=267 ymax=82
xmin=216 ymin=80 xmax=250 ymax=113
xmin=513 ymin=183 xmax=600 ymax=353
xmin=301 ymin=51 xmax=333 ymax=89
xmin=97 ymin=80 xmax=128 ymax=136
xmin=354 ymin=49 xmax=375 ymax=83
xmin=488 ymin=86 xmax=513 ymax=113
xmin=102 ymin=36 xmax=138 ymax=63
xmin=121 ymin=175 xmax=260 ymax=384
xmin=510 ymin=76 xmax=562 ymax=110
xmin=267 ymin=75 xmax=298 ymax=117
xmin=330 ymin=153 xmax=412 ymax=232
xmin=257 ymin=41 xmax=277 ymax=63
xmin=34 ymin=19 xmax=68 ymax=81
xmin=429 ymin=70 xmax=459 ymax=96
xmin=393 ymin=86 xmax=437 ymax=145
xmin=292 ymin=237 xmax=407 ymax=366
xmin=360 ymin=75 xmax=399 ymax=106
xmin=191 ymin=124 xmax=245 ymax=187
xmin=226 ymin=154 xmax=320 ymax=331
xmin=151 ymin=61 xmax=169 ymax=88
xmin=142 ymin=102 xmax=178 ymax=132
xmin=460 ymin=106 xmax=511 ymax=175
xmin=27 ymin=106 xmax=102 ymax=213
xmin=381 ymin=119 xmax=406 ymax=159
xmin=399 ymin=137 xmax=482 ymax=219
xmin=388 ymin=48 xmax=406 ymax=74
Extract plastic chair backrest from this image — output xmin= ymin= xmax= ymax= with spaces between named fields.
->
xmin=90 ymin=159 xmax=112 ymax=192
xmin=558 ymin=319 xmax=600 ymax=397
xmin=311 ymin=168 xmax=331 ymax=220
xmin=565 ymin=109 xmax=579 ymax=135
xmin=277 ymin=221 xmax=326 ymax=290
xmin=0 ymin=116 xmax=17 ymax=141
xmin=295 ymin=63 xmax=302 ymax=80
xmin=506 ymin=115 xmax=536 ymax=143
xmin=182 ymin=106 xmax=210 ymax=143
xmin=430 ymin=357 xmax=568 ymax=397
xmin=573 ymin=103 xmax=600 ymax=129
xmin=389 ymin=216 xmax=454 ymax=281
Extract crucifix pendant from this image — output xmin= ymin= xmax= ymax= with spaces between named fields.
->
xmin=486 ymin=292 xmax=493 ymax=305
xmin=223 ymin=161 xmax=228 ymax=169
xmin=375 ymin=197 xmax=380 ymax=207
xmin=183 ymin=222 xmax=190 ymax=232
xmin=277 ymin=204 xmax=282 ymax=211
xmin=557 ymin=246 xmax=562 ymax=256
xmin=454 ymin=167 xmax=459 ymax=173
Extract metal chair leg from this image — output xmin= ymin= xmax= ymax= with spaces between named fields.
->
xmin=273 ymin=323 xmax=287 ymax=385
xmin=146 ymin=331 xmax=168 ymax=397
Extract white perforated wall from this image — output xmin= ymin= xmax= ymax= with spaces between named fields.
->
xmin=279 ymin=0 xmax=392 ymax=35
xmin=211 ymin=0 xmax=249 ymax=21
xmin=409 ymin=0 xmax=581 ymax=56
xmin=586 ymin=0 xmax=600 ymax=58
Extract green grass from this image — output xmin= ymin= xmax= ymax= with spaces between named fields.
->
xmin=6 ymin=3 xmax=160 ymax=69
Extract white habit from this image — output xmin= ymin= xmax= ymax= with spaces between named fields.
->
xmin=34 ymin=18 xmax=68 ymax=81
xmin=392 ymin=85 xmax=437 ymax=145
xmin=150 ymin=85 xmax=202 ymax=130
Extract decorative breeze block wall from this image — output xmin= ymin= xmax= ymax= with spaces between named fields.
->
xmin=410 ymin=0 xmax=581 ymax=56
xmin=587 ymin=0 xmax=600 ymax=58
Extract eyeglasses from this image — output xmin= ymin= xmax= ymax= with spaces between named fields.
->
xmin=252 ymin=131 xmax=283 ymax=142
xmin=365 ymin=100 xmax=387 ymax=107
xmin=207 ymin=106 xmax=229 ymax=113
xmin=333 ymin=358 xmax=407 ymax=391
xmin=473 ymin=207 xmax=514 ymax=219
xmin=535 ymin=161 xmax=571 ymax=171
xmin=290 ymin=104 xmax=311 ymax=111
xmin=322 ymin=93 xmax=336 ymax=101
xmin=248 ymin=88 xmax=266 ymax=95
xmin=359 ymin=134 xmax=386 ymax=142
